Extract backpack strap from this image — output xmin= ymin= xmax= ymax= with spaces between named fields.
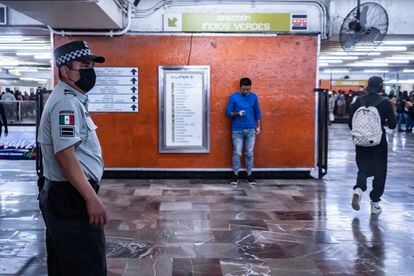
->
xmin=372 ymin=97 xmax=386 ymax=107
xmin=359 ymin=96 xmax=367 ymax=107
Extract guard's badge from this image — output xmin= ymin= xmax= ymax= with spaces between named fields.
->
xmin=59 ymin=111 xmax=75 ymax=125
xmin=60 ymin=126 xmax=75 ymax=137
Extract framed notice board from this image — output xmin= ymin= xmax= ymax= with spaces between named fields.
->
xmin=158 ymin=66 xmax=210 ymax=153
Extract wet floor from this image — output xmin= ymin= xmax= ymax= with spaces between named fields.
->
xmin=0 ymin=124 xmax=413 ymax=275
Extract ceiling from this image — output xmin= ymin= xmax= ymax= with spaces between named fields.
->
xmin=0 ymin=35 xmax=51 ymax=87
xmin=1 ymin=34 xmax=414 ymax=88
xmin=319 ymin=36 xmax=414 ymax=85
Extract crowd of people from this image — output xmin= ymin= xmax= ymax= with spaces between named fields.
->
xmin=0 ymin=87 xmax=37 ymax=102
xmin=328 ymin=86 xmax=366 ymax=118
xmin=328 ymin=86 xmax=414 ymax=134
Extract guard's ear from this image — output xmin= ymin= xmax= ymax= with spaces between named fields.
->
xmin=59 ymin=65 xmax=71 ymax=78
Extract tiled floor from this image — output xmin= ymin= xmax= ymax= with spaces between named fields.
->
xmin=1 ymin=124 xmax=413 ymax=275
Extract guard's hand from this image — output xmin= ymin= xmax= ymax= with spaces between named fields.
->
xmin=256 ymin=127 xmax=261 ymax=135
xmin=405 ymin=101 xmax=413 ymax=109
xmin=86 ymin=196 xmax=107 ymax=227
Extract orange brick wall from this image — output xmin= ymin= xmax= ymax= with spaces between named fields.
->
xmin=54 ymin=35 xmax=318 ymax=169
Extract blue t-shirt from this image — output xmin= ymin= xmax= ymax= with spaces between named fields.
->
xmin=226 ymin=92 xmax=262 ymax=131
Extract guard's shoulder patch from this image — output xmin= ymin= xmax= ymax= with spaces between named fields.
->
xmin=64 ymin=89 xmax=77 ymax=97
xmin=59 ymin=110 xmax=74 ymax=115
xmin=60 ymin=126 xmax=75 ymax=137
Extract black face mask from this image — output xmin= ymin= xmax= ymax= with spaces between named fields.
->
xmin=69 ymin=68 xmax=96 ymax=92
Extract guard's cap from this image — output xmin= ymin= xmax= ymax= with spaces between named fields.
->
xmin=366 ymin=76 xmax=383 ymax=94
xmin=54 ymin=40 xmax=105 ymax=66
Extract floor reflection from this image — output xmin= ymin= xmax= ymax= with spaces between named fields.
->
xmin=0 ymin=124 xmax=413 ymax=275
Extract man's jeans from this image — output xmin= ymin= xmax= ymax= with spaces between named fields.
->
xmin=232 ymin=129 xmax=256 ymax=175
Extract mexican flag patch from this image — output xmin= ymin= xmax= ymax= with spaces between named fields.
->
xmin=59 ymin=114 xmax=75 ymax=125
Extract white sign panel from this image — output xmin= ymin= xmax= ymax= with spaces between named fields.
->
xmin=87 ymin=67 xmax=138 ymax=112
xmin=165 ymin=72 xmax=203 ymax=147
xmin=159 ymin=66 xmax=210 ymax=153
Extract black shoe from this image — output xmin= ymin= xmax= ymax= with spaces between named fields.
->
xmin=230 ymin=174 xmax=239 ymax=185
xmin=247 ymin=174 xmax=256 ymax=185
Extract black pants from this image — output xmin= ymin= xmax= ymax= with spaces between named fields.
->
xmin=39 ymin=180 xmax=107 ymax=276
xmin=353 ymin=143 xmax=388 ymax=202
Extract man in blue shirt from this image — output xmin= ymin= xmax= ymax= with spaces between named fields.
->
xmin=226 ymin=78 xmax=262 ymax=185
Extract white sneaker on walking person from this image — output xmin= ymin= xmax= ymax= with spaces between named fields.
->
xmin=352 ymin=188 xmax=362 ymax=211
xmin=371 ymin=201 xmax=382 ymax=214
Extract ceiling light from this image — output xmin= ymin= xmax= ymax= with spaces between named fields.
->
xmin=365 ymin=60 xmax=409 ymax=64
xmin=0 ymin=61 xmax=22 ymax=66
xmin=350 ymin=63 xmax=389 ymax=67
xmin=375 ymin=46 xmax=407 ymax=51
xmin=34 ymin=55 xmax=52 ymax=60
xmin=16 ymin=52 xmax=35 ymax=56
xmin=383 ymin=41 xmax=414 ymax=45
xmin=0 ymin=35 xmax=23 ymax=43
xmin=403 ymin=69 xmax=414 ymax=73
xmin=319 ymin=63 xmax=329 ymax=66
xmin=387 ymin=60 xmax=410 ymax=64
xmin=319 ymin=56 xmax=358 ymax=60
xmin=16 ymin=50 xmax=51 ymax=56
xmin=353 ymin=46 xmax=407 ymax=52
xmin=322 ymin=60 xmax=343 ymax=63
xmin=367 ymin=52 xmax=382 ymax=56
xmin=384 ymin=79 xmax=398 ymax=83
xmin=384 ymin=79 xmax=414 ymax=84
xmin=386 ymin=56 xmax=414 ymax=60
xmin=364 ymin=70 xmax=389 ymax=73
xmin=323 ymin=69 xmax=350 ymax=73
xmin=323 ymin=51 xmax=371 ymax=56
xmin=11 ymin=67 xmax=39 ymax=72
xmin=20 ymin=77 xmax=48 ymax=82
xmin=0 ymin=45 xmax=51 ymax=50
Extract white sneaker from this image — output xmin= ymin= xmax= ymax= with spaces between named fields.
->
xmin=352 ymin=188 xmax=362 ymax=211
xmin=371 ymin=201 xmax=382 ymax=214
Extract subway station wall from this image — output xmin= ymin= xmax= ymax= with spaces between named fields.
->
xmin=54 ymin=35 xmax=318 ymax=169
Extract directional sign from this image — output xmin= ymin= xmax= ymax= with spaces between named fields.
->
xmin=95 ymin=76 xmax=138 ymax=86
xmin=87 ymin=94 xmax=138 ymax=103
xmin=88 ymin=67 xmax=139 ymax=112
xmin=89 ymin=103 xmax=138 ymax=112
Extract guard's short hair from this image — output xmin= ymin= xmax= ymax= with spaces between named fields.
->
xmin=240 ymin=78 xmax=252 ymax=87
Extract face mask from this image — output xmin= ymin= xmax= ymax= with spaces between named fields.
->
xmin=69 ymin=67 xmax=96 ymax=92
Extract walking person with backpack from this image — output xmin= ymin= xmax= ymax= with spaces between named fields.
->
xmin=349 ymin=76 xmax=396 ymax=215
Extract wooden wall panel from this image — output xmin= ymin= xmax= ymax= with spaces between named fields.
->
xmin=54 ymin=35 xmax=318 ymax=169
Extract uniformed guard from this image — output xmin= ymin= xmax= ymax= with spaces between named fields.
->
xmin=38 ymin=40 xmax=107 ymax=275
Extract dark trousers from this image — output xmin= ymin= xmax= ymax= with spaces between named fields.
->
xmin=39 ymin=180 xmax=107 ymax=276
xmin=353 ymin=143 xmax=388 ymax=202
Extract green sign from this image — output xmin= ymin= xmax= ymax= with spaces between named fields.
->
xmin=333 ymin=80 xmax=366 ymax=86
xmin=181 ymin=13 xmax=291 ymax=32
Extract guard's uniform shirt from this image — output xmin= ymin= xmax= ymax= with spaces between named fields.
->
xmin=38 ymin=81 xmax=103 ymax=182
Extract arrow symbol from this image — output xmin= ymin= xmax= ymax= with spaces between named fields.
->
xmin=168 ymin=17 xmax=178 ymax=27
xmin=131 ymin=87 xmax=137 ymax=93
xmin=130 ymin=77 xmax=137 ymax=84
xmin=131 ymin=68 xmax=137 ymax=76
xmin=131 ymin=105 xmax=137 ymax=111
xmin=131 ymin=95 xmax=137 ymax=102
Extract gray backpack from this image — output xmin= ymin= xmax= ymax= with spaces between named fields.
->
xmin=351 ymin=97 xmax=385 ymax=147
